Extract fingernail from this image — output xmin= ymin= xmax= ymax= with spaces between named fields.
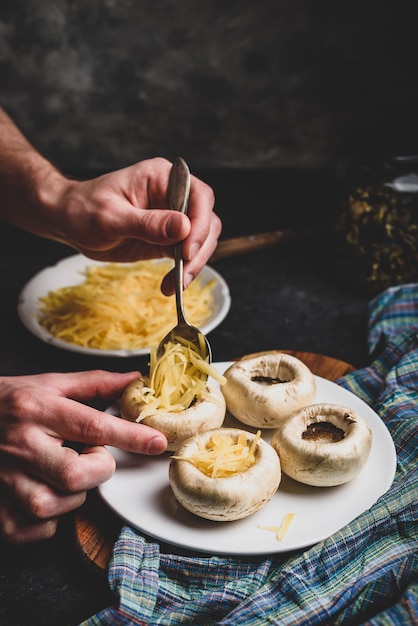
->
xmin=148 ymin=436 xmax=167 ymax=455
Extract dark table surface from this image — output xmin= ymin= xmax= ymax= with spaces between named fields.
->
xmin=0 ymin=168 xmax=372 ymax=626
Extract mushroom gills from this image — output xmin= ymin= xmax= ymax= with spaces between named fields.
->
xmin=302 ymin=421 xmax=345 ymax=442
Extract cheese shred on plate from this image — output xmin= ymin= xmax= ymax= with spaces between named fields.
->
xmin=173 ymin=430 xmax=262 ymax=478
xmin=136 ymin=339 xmax=226 ymax=420
xmin=37 ymin=260 xmax=215 ymax=351
xmin=258 ymin=513 xmax=295 ymax=542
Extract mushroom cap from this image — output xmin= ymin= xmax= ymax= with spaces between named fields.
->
xmin=169 ymin=428 xmax=282 ymax=521
xmin=120 ymin=378 xmax=226 ymax=451
xmin=271 ymin=403 xmax=373 ymax=486
xmin=222 ymin=351 xmax=316 ymax=428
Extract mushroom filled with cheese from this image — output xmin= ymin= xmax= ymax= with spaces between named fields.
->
xmin=120 ymin=340 xmax=226 ymax=451
xmin=271 ymin=403 xmax=373 ymax=487
xmin=222 ymin=351 xmax=316 ymax=428
xmin=169 ymin=428 xmax=281 ymax=521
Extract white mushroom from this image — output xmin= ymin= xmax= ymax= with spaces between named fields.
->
xmin=221 ymin=351 xmax=316 ymax=428
xmin=169 ymin=428 xmax=281 ymax=521
xmin=120 ymin=377 xmax=226 ymax=451
xmin=271 ymin=403 xmax=373 ymax=487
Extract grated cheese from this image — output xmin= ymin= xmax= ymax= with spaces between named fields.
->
xmin=173 ymin=430 xmax=262 ymax=478
xmin=37 ymin=260 xmax=215 ymax=350
xmin=135 ymin=340 xmax=226 ymax=420
xmin=258 ymin=512 xmax=295 ymax=542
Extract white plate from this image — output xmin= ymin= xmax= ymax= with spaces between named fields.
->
xmin=99 ymin=362 xmax=397 ymax=556
xmin=17 ymin=254 xmax=231 ymax=357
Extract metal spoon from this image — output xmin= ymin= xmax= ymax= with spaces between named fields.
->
xmin=156 ymin=157 xmax=212 ymax=366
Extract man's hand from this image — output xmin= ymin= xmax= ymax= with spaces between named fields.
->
xmin=0 ymin=370 xmax=167 ymax=544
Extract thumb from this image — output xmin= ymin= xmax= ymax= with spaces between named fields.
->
xmin=123 ymin=208 xmax=190 ymax=245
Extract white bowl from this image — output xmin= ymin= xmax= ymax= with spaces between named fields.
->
xmin=17 ymin=254 xmax=231 ymax=357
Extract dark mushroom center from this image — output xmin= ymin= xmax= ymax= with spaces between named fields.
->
xmin=302 ymin=421 xmax=345 ymax=442
xmin=251 ymin=375 xmax=286 ymax=384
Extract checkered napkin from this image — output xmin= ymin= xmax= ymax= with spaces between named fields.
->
xmin=82 ymin=284 xmax=418 ymax=626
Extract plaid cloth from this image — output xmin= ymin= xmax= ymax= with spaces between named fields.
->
xmin=82 ymin=284 xmax=418 ymax=626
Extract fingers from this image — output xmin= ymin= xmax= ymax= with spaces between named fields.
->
xmin=29 ymin=370 xmax=169 ymax=453
xmin=160 ymin=210 xmax=221 ymax=295
xmin=41 ymin=395 xmax=168 ymax=455
xmin=160 ymin=177 xmax=221 ymax=295
xmin=1 ymin=369 xmax=168 ymax=456
xmin=0 ymin=445 xmax=113 ymax=544
xmin=4 ymin=369 xmax=141 ymax=405
xmin=0 ymin=494 xmax=59 ymax=544
xmin=182 ymin=212 xmax=222 ymax=285
xmin=0 ymin=470 xmax=86 ymax=544
xmin=0 ymin=369 xmax=167 ymax=544
xmin=0 ymin=467 xmax=87 ymax=518
xmin=60 ymin=156 xmax=221 ymax=278
xmin=0 ymin=369 xmax=169 ymax=544
xmin=1 ymin=440 xmax=115 ymax=493
xmin=94 ymin=157 xmax=220 ymax=274
xmin=2 ymin=372 xmax=169 ymax=456
xmin=182 ymin=175 xmax=219 ymax=258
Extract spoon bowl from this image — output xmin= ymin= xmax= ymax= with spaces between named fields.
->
xmin=156 ymin=158 xmax=212 ymax=366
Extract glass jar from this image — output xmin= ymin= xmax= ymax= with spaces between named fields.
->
xmin=334 ymin=150 xmax=418 ymax=296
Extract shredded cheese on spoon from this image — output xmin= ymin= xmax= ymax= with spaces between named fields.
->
xmin=136 ymin=340 xmax=226 ymax=420
xmin=173 ymin=430 xmax=262 ymax=478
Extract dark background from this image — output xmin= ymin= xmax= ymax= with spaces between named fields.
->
xmin=1 ymin=1 xmax=417 ymax=174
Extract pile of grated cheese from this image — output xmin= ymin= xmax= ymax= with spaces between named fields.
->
xmin=37 ymin=260 xmax=215 ymax=350
xmin=136 ymin=339 xmax=226 ymax=420
xmin=173 ymin=430 xmax=262 ymax=478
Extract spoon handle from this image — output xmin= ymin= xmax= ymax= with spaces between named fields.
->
xmin=168 ymin=157 xmax=191 ymax=214
xmin=168 ymin=158 xmax=191 ymax=324
xmin=174 ymin=244 xmax=186 ymax=324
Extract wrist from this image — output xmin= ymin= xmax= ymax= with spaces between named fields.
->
xmin=32 ymin=161 xmax=72 ymax=239
xmin=1 ymin=152 xmax=71 ymax=241
xmin=0 ymin=108 xmax=71 ymax=240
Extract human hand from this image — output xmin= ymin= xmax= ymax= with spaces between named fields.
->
xmin=0 ymin=109 xmax=221 ymax=294
xmin=0 ymin=370 xmax=167 ymax=544
xmin=54 ymin=157 xmax=221 ymax=294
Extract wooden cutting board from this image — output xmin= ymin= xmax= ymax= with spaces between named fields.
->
xmin=74 ymin=350 xmax=355 ymax=573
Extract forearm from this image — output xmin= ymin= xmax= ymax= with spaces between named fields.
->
xmin=0 ymin=107 xmax=69 ymax=239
